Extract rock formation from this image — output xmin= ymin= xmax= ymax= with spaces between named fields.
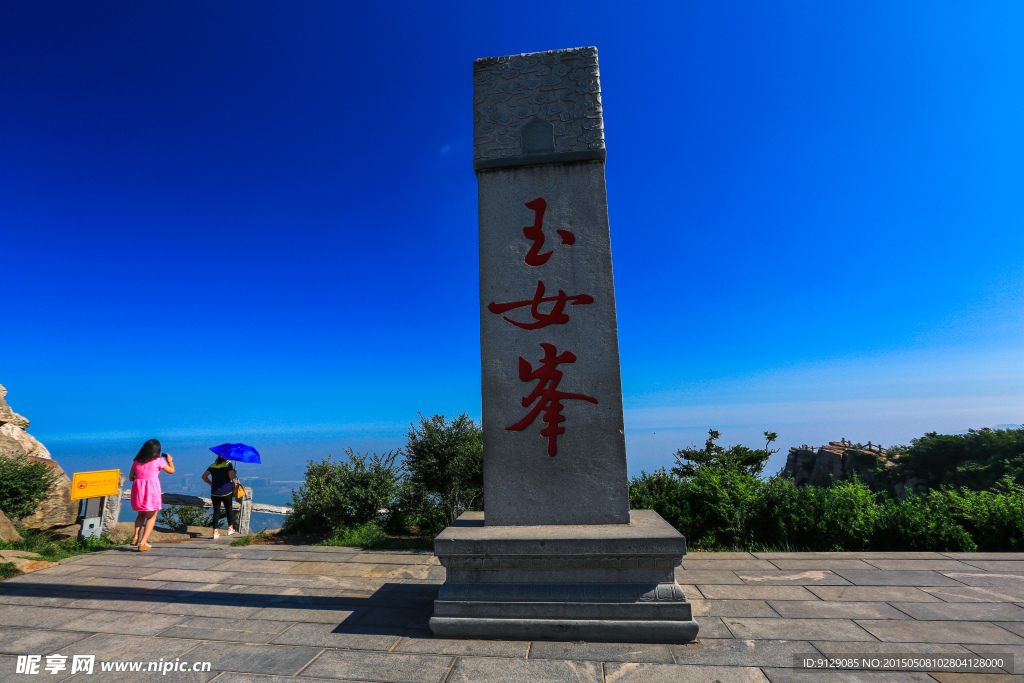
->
xmin=781 ymin=439 xmax=901 ymax=489
xmin=0 ymin=384 xmax=52 ymax=460
xmin=0 ymin=383 xmax=76 ymax=529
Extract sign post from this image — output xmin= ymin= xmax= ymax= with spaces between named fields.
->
xmin=71 ymin=469 xmax=121 ymax=541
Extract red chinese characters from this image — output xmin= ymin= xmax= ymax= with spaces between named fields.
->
xmin=487 ymin=281 xmax=594 ymax=330
xmin=506 ymin=343 xmax=598 ymax=457
xmin=522 ymin=198 xmax=576 ymax=267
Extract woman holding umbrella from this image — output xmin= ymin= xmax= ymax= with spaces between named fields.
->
xmin=201 ymin=455 xmax=237 ymax=538
xmin=202 ymin=443 xmax=261 ymax=539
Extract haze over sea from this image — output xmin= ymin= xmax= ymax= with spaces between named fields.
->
xmin=4 ymin=1 xmax=1022 ymax=510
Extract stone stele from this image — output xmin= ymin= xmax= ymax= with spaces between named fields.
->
xmin=430 ymin=47 xmax=698 ymax=642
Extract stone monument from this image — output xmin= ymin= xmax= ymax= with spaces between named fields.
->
xmin=429 ymin=47 xmax=698 ymax=642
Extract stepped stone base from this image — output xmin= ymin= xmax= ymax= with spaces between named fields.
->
xmin=430 ymin=510 xmax=699 ymax=642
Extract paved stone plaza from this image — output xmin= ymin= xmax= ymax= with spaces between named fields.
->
xmin=0 ymin=541 xmax=1022 ymax=681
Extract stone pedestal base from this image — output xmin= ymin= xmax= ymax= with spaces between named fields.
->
xmin=430 ymin=510 xmax=699 ymax=642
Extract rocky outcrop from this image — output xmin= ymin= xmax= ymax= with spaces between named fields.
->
xmin=781 ymin=439 xmax=906 ymax=490
xmin=0 ymin=384 xmax=75 ymax=529
xmin=0 ymin=509 xmax=23 ymax=543
xmin=0 ymin=549 xmax=58 ymax=574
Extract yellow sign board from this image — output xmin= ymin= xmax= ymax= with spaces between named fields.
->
xmin=71 ymin=469 xmax=121 ymax=501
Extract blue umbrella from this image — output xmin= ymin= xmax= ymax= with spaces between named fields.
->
xmin=209 ymin=443 xmax=261 ymax=464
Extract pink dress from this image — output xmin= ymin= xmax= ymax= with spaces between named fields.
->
xmin=130 ymin=457 xmax=167 ymax=512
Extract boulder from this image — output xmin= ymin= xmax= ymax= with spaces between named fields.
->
xmin=0 ymin=423 xmax=51 ymax=460
xmin=12 ymin=456 xmax=76 ymax=530
xmin=0 ymin=509 xmax=23 ymax=543
xmin=0 ymin=384 xmax=30 ymax=430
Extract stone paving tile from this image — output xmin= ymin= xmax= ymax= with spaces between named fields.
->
xmin=994 ymin=621 xmax=1024 ymax=638
xmin=301 ymin=650 xmax=454 ymax=683
xmin=943 ymin=553 xmax=1024 ymax=560
xmin=208 ymin=559 xmax=303 ymax=573
xmin=139 ymin=555 xmax=235 ymax=570
xmin=809 ymin=586 xmax=942 ymax=602
xmin=686 ymin=552 xmax=757 ymax=559
xmin=0 ymin=605 xmax=81 ymax=629
xmin=767 ymin=560 xmax=877 ymax=571
xmin=152 ymin=580 xmax=255 ymax=596
xmin=942 ymin=573 xmax=1024 ymax=587
xmin=679 ymin=583 xmax=703 ymax=598
xmin=142 ymin=569 xmax=238 ymax=583
xmin=673 ymin=639 xmax=814 ymax=667
xmin=605 ymin=662 xmax=769 ymax=682
xmin=835 ymin=570 xmax=966 ymax=586
xmin=862 ymin=560 xmax=980 ymax=571
xmin=354 ymin=607 xmax=431 ymax=630
xmin=366 ymin=564 xmax=432 ymax=580
xmin=682 ymin=560 xmax=778 ymax=570
xmin=754 ymin=552 xmax=949 ymax=560
xmin=699 ymin=585 xmax=821 ymax=600
xmin=768 ymin=601 xmax=910 ymax=620
xmin=250 ymin=605 xmax=364 ymax=624
xmin=60 ymin=667 xmax=219 ymax=682
xmin=810 ymin=641 xmax=978 ymax=670
xmin=217 ymin=572 xmax=319 ymax=587
xmin=71 ymin=577 xmax=169 ymax=593
xmin=957 ymin=560 xmax=1024 ymax=573
xmin=724 ymin=618 xmax=877 ymax=641
xmin=284 ymin=561 xmax=381 ymax=576
xmin=0 ymin=626 xmax=94 ymax=655
xmin=60 ymin=609 xmax=187 ymax=636
xmin=761 ymin=669 xmax=934 ymax=682
xmin=738 ymin=571 xmax=852 ymax=586
xmin=855 ymin=619 xmax=1024 ymax=644
xmin=694 ymin=616 xmax=734 ymax=638
xmin=269 ymin=621 xmax=402 ymax=650
xmin=446 ymin=656 xmax=602 ymax=683
xmin=202 ymin=641 xmax=323 ymax=675
xmin=528 ymin=640 xmax=674 ymax=663
xmin=675 ymin=570 xmax=745 ymax=584
xmin=159 ymin=615 xmax=297 ymax=643
xmin=689 ymin=599 xmax=779 ymax=618
xmin=215 ymin=676 xmax=346 ymax=683
xmin=965 ymin=643 xmax=1024 ymax=674
xmin=56 ymin=551 xmax=155 ymax=566
xmin=239 ymin=586 xmax=345 ymax=601
xmin=928 ymin=674 xmax=1023 ymax=683
xmin=352 ymin=552 xmax=434 ymax=565
xmin=925 ymin=585 xmax=1024 ymax=602
xmin=302 ymin=576 xmax=396 ymax=591
xmin=892 ymin=601 xmax=1024 ymax=621
xmin=393 ymin=636 xmax=528 ymax=657
xmin=59 ymin=565 xmax=167 ymax=580
xmin=0 ymin=587 xmax=98 ymax=608
xmin=52 ymin=632 xmax=202 ymax=661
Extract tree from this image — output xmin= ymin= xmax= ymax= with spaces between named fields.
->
xmin=888 ymin=427 xmax=1024 ymax=491
xmin=404 ymin=413 xmax=483 ymax=528
xmin=672 ymin=429 xmax=779 ymax=478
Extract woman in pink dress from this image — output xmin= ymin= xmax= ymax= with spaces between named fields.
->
xmin=129 ymin=438 xmax=175 ymax=551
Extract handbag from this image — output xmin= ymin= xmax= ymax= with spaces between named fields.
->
xmin=232 ymin=478 xmax=245 ymax=501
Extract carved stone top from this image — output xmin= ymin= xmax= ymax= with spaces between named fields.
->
xmin=473 ymin=46 xmax=606 ymax=170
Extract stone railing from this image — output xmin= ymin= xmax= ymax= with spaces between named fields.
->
xmin=115 ymin=487 xmax=292 ymax=535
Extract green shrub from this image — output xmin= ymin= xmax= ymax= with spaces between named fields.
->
xmin=0 ymin=562 xmax=20 ymax=580
xmin=0 ymin=455 xmax=60 ymax=519
xmin=889 ymin=427 xmax=1024 ymax=491
xmin=404 ymin=413 xmax=483 ymax=529
xmin=872 ymin=492 xmax=976 ymax=552
xmin=320 ymin=522 xmax=388 ymax=548
xmin=284 ymin=449 xmax=402 ymax=535
xmin=157 ymin=505 xmax=218 ymax=532
xmin=0 ymin=528 xmax=117 ymax=562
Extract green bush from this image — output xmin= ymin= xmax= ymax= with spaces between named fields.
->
xmin=283 ymin=449 xmax=402 ymax=534
xmin=404 ymin=413 xmax=483 ymax=530
xmin=0 ymin=455 xmax=60 ymax=519
xmin=320 ymin=522 xmax=389 ymax=548
xmin=0 ymin=528 xmax=117 ymax=562
xmin=887 ymin=427 xmax=1024 ymax=491
xmin=631 ymin=467 xmax=1024 ymax=552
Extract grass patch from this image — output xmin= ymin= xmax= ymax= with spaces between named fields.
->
xmin=0 ymin=562 xmax=21 ymax=580
xmin=317 ymin=523 xmax=433 ymax=550
xmin=0 ymin=528 xmax=119 ymax=563
xmin=230 ymin=530 xmax=269 ymax=547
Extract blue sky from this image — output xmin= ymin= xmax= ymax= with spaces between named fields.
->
xmin=2 ymin=1 xmax=1021 ymax=488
